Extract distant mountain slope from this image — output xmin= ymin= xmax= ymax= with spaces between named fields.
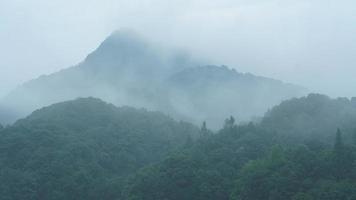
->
xmin=0 ymin=30 xmax=306 ymax=127
xmin=261 ymin=93 xmax=356 ymax=142
xmin=0 ymin=97 xmax=198 ymax=200
xmin=0 ymin=31 xmax=194 ymax=123
xmin=166 ymin=65 xmax=306 ymax=127
xmin=122 ymin=94 xmax=356 ymax=200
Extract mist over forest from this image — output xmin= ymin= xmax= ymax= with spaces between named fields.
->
xmin=1 ymin=0 xmax=356 ymax=199
xmin=0 ymin=31 xmax=306 ymax=128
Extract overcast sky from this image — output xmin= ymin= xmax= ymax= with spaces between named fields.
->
xmin=1 ymin=0 xmax=355 ymax=98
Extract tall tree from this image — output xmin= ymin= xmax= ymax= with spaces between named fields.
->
xmin=224 ymin=116 xmax=235 ymax=129
xmin=200 ymin=121 xmax=208 ymax=137
xmin=334 ymin=128 xmax=344 ymax=153
xmin=333 ymin=128 xmax=354 ymax=180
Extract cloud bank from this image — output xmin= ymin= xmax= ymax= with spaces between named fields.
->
xmin=0 ymin=0 xmax=355 ymax=97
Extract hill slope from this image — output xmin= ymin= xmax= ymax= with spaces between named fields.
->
xmin=166 ymin=65 xmax=305 ymax=127
xmin=0 ymin=97 xmax=198 ymax=200
xmin=123 ymin=94 xmax=356 ymax=200
xmin=261 ymin=93 xmax=356 ymax=142
xmin=0 ymin=31 xmax=306 ymax=127
xmin=1 ymin=94 xmax=356 ymax=199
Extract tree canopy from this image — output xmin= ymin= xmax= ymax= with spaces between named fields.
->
xmin=0 ymin=98 xmax=199 ymax=200
xmin=1 ymin=95 xmax=356 ymax=199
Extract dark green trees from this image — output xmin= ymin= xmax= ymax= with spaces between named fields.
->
xmin=332 ymin=129 xmax=354 ymax=180
xmin=261 ymin=94 xmax=356 ymax=143
xmin=230 ymin=129 xmax=356 ymax=200
xmin=334 ymin=128 xmax=344 ymax=153
xmin=224 ymin=116 xmax=235 ymax=129
xmin=2 ymin=94 xmax=356 ymax=200
xmin=0 ymin=98 xmax=199 ymax=200
xmin=124 ymin=122 xmax=274 ymax=200
xmin=200 ymin=121 xmax=209 ymax=137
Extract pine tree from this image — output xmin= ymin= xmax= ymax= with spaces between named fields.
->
xmin=224 ymin=116 xmax=235 ymax=129
xmin=334 ymin=128 xmax=344 ymax=154
xmin=200 ymin=121 xmax=208 ymax=137
xmin=333 ymin=128 xmax=353 ymax=179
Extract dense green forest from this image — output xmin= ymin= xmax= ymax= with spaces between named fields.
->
xmin=261 ymin=94 xmax=356 ymax=144
xmin=1 ymin=94 xmax=356 ymax=199
xmin=0 ymin=98 xmax=198 ymax=200
xmin=124 ymin=123 xmax=356 ymax=200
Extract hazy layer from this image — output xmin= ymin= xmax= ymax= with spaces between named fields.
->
xmin=0 ymin=0 xmax=355 ymax=98
xmin=0 ymin=31 xmax=306 ymax=128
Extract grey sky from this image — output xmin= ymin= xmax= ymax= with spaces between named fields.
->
xmin=1 ymin=0 xmax=355 ymax=98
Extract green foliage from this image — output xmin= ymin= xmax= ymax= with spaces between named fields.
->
xmin=124 ymin=106 xmax=356 ymax=200
xmin=291 ymin=192 xmax=313 ymax=200
xmin=261 ymin=94 xmax=356 ymax=144
xmin=224 ymin=116 xmax=236 ymax=130
xmin=0 ymin=98 xmax=199 ymax=200
xmin=200 ymin=121 xmax=209 ymax=137
xmin=2 ymin=94 xmax=356 ymax=199
xmin=231 ymin=131 xmax=356 ymax=200
xmin=124 ymin=123 xmax=276 ymax=200
xmin=334 ymin=128 xmax=344 ymax=152
xmin=332 ymin=129 xmax=354 ymax=180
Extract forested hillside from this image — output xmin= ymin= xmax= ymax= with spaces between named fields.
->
xmin=123 ymin=94 xmax=356 ymax=200
xmin=0 ymin=94 xmax=355 ymax=199
xmin=124 ymin=123 xmax=356 ymax=200
xmin=0 ymin=98 xmax=198 ymax=200
xmin=166 ymin=65 xmax=304 ymax=128
xmin=261 ymin=94 xmax=356 ymax=143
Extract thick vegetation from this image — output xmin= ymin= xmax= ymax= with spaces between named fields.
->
xmin=0 ymin=98 xmax=198 ymax=200
xmin=123 ymin=94 xmax=356 ymax=200
xmin=1 ymin=94 xmax=356 ymax=199
xmin=124 ymin=122 xmax=356 ymax=200
xmin=261 ymin=94 xmax=356 ymax=143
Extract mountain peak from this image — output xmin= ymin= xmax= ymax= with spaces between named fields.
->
xmin=83 ymin=30 xmax=154 ymax=66
xmin=99 ymin=30 xmax=148 ymax=51
xmin=0 ymin=31 xmax=306 ymax=127
xmin=108 ymin=29 xmax=145 ymax=42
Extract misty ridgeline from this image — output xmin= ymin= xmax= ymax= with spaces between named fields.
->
xmin=0 ymin=30 xmax=356 ymax=200
xmin=0 ymin=31 xmax=306 ymax=129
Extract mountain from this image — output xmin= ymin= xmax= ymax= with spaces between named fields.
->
xmin=261 ymin=93 xmax=356 ymax=143
xmin=0 ymin=30 xmax=306 ymax=127
xmin=1 ymin=94 xmax=356 ymax=200
xmin=165 ymin=65 xmax=306 ymax=127
xmin=0 ymin=97 xmax=198 ymax=200
xmin=122 ymin=94 xmax=356 ymax=200
xmin=0 ymin=31 xmax=193 ymax=124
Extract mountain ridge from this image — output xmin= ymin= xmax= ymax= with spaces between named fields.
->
xmin=0 ymin=97 xmax=199 ymax=199
xmin=0 ymin=30 xmax=307 ymax=127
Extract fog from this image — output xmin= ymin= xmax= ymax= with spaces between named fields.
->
xmin=2 ymin=1 xmax=356 ymax=198
xmin=1 ymin=0 xmax=355 ymax=98
xmin=0 ymin=30 xmax=306 ymax=128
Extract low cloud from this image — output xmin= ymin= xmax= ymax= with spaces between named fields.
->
xmin=0 ymin=0 xmax=355 ymax=97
